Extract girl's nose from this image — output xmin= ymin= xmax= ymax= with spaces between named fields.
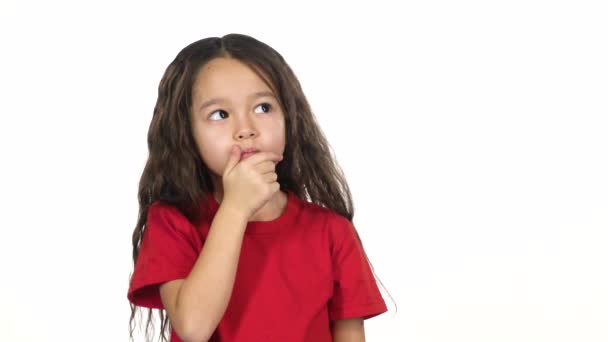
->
xmin=237 ymin=130 xmax=256 ymax=139
xmin=235 ymin=122 xmax=257 ymax=139
xmin=235 ymin=114 xmax=257 ymax=140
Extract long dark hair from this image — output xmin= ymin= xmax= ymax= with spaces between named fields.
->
xmin=128 ymin=33 xmax=394 ymax=342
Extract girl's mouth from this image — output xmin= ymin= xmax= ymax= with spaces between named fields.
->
xmin=240 ymin=151 xmax=258 ymax=161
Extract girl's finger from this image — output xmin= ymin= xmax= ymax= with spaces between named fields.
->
xmin=255 ymin=160 xmax=278 ymax=174
xmin=263 ymin=172 xmax=278 ymax=183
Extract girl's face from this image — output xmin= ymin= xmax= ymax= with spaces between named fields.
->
xmin=190 ymin=57 xmax=286 ymax=187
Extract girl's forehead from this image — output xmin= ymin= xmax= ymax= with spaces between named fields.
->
xmin=193 ymin=58 xmax=275 ymax=100
xmin=195 ymin=58 xmax=264 ymax=86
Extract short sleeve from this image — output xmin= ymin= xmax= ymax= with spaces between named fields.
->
xmin=328 ymin=215 xmax=388 ymax=321
xmin=127 ymin=202 xmax=203 ymax=309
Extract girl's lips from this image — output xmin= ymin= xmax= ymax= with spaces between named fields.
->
xmin=241 ymin=147 xmax=259 ymax=153
xmin=239 ymin=151 xmax=258 ymax=161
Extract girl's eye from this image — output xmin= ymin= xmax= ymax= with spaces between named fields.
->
xmin=254 ymin=103 xmax=273 ymax=114
xmin=208 ymin=103 xmax=273 ymax=121
xmin=209 ymin=109 xmax=228 ymax=121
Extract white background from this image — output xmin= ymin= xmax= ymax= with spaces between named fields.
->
xmin=1 ymin=0 xmax=607 ymax=341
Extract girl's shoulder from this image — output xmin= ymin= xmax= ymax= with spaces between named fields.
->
xmin=292 ymin=195 xmax=353 ymax=234
xmin=145 ymin=200 xmax=200 ymax=236
xmin=147 ymin=200 xmax=187 ymax=220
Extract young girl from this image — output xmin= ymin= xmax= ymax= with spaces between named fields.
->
xmin=128 ymin=33 xmax=388 ymax=342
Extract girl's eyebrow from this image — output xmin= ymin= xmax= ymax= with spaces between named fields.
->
xmin=199 ymin=90 xmax=276 ymax=112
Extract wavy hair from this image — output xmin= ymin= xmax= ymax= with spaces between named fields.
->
xmin=128 ymin=33 xmax=394 ymax=342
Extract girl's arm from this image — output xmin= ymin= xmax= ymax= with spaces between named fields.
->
xmin=159 ymin=203 xmax=248 ymax=342
xmin=331 ymin=318 xmax=366 ymax=342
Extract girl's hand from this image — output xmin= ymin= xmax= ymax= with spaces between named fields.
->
xmin=221 ymin=145 xmax=283 ymax=221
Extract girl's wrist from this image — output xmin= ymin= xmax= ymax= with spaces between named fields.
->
xmin=216 ymin=202 xmax=250 ymax=227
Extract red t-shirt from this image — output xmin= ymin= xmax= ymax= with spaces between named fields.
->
xmin=127 ymin=190 xmax=387 ymax=341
